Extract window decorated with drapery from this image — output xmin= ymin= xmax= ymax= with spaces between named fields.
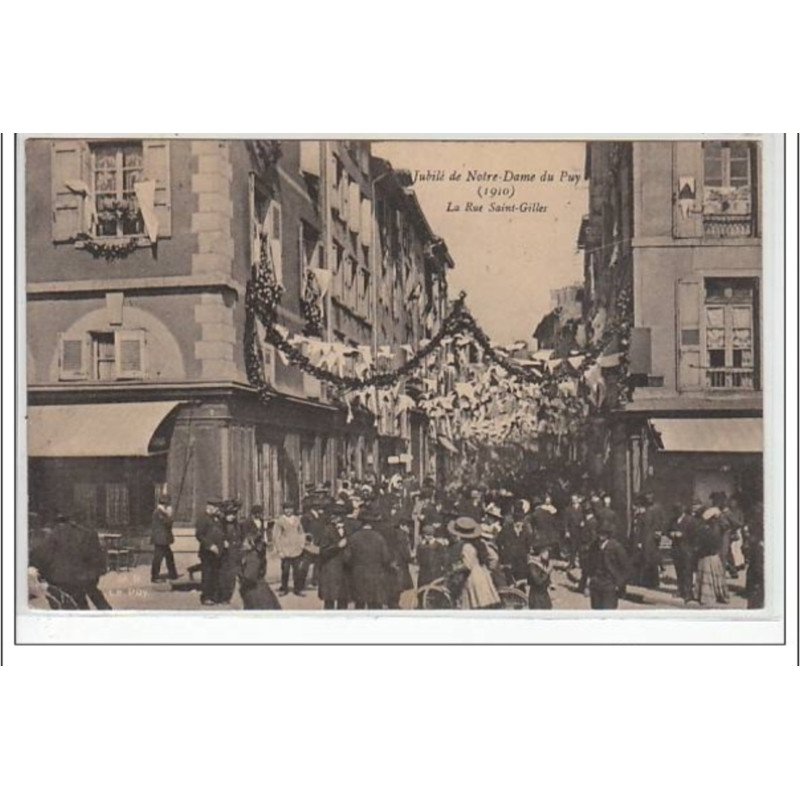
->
xmin=93 ymin=143 xmax=145 ymax=237
xmin=703 ymin=278 xmax=757 ymax=389
xmin=702 ymin=141 xmax=756 ymax=237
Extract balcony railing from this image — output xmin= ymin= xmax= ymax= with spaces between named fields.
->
xmin=702 ymin=214 xmax=753 ymax=238
xmin=705 ymin=368 xmax=755 ymax=389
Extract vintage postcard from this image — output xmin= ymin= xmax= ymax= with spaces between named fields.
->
xmin=16 ymin=135 xmax=784 ymax=640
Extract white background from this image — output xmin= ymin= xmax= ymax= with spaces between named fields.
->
xmin=1 ymin=3 xmax=798 ymax=798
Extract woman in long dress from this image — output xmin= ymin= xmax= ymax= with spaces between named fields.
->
xmin=447 ymin=517 xmax=502 ymax=609
xmin=694 ymin=508 xmax=729 ymax=606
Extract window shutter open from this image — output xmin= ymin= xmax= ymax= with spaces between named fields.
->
xmin=268 ymin=200 xmax=283 ymax=284
xmin=677 ymin=278 xmax=702 ymax=389
xmin=58 ymin=333 xmax=89 ymax=380
xmin=329 ymin=154 xmax=341 ymax=214
xmin=340 ymin=176 xmax=350 ymax=223
xmin=51 ymin=140 xmax=89 ymax=242
xmin=142 ymin=140 xmax=172 ymax=237
xmin=115 ymin=329 xmax=147 ymax=379
xmin=300 ymin=141 xmax=321 ymax=177
xmin=348 ymin=181 xmax=361 ymax=232
xmin=673 ymin=141 xmax=704 ymax=238
xmin=360 ymin=197 xmax=372 ymax=246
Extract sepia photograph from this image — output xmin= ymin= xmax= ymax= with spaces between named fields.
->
xmin=18 ymin=135 xmax=778 ymax=622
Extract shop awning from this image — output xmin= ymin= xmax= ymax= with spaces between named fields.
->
xmin=651 ymin=417 xmax=762 ymax=453
xmin=27 ymin=401 xmax=183 ymax=457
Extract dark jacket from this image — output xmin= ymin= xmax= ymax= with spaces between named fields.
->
xmin=586 ymin=537 xmax=629 ymax=591
xmin=239 ymin=549 xmax=281 ymax=609
xmin=195 ymin=513 xmax=226 ymax=554
xmin=497 ymin=522 xmax=533 ymax=577
xmin=150 ymin=508 xmax=174 ymax=546
xmin=531 ymin=507 xmax=559 ymax=547
xmin=527 ymin=558 xmax=553 ymax=609
xmin=301 ymin=510 xmax=327 ymax=547
xmin=563 ymin=504 xmax=585 ymax=544
xmin=317 ymin=525 xmax=351 ymax=603
xmin=382 ymin=525 xmax=414 ymax=596
xmin=671 ymin=513 xmax=700 ymax=554
xmin=41 ymin=521 xmax=107 ymax=586
xmin=343 ymin=524 xmax=391 ymax=605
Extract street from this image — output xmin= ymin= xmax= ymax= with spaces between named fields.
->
xmin=94 ymin=549 xmax=749 ymax=612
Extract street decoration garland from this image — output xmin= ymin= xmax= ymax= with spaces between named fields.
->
xmin=244 ymin=247 xmax=633 ymax=446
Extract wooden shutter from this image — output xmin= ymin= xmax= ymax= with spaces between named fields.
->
xmin=360 ymin=197 xmax=372 ymax=246
xmin=340 ymin=175 xmax=350 ymax=223
xmin=300 ymin=141 xmax=321 ymax=177
xmin=115 ymin=329 xmax=147 ymax=379
xmin=142 ymin=140 xmax=172 ymax=237
xmin=268 ymin=200 xmax=283 ymax=284
xmin=677 ymin=278 xmax=702 ymax=389
xmin=329 ymin=154 xmax=341 ymax=214
xmin=348 ymin=180 xmax=361 ymax=232
xmin=673 ymin=141 xmax=704 ymax=238
xmin=58 ymin=333 xmax=89 ymax=380
xmin=51 ymin=140 xmax=89 ymax=242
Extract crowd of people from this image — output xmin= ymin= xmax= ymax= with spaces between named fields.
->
xmin=27 ymin=472 xmax=764 ymax=613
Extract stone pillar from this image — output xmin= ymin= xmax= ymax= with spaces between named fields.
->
xmin=190 ymin=141 xmax=237 ymax=381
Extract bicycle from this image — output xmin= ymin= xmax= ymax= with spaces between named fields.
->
xmin=416 ymin=575 xmax=528 ymax=610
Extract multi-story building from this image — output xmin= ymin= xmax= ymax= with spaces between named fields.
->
xmin=25 ymin=138 xmax=451 ymax=539
xmin=578 ymin=139 xmax=763 ymax=528
xmin=371 ymin=157 xmax=453 ymax=481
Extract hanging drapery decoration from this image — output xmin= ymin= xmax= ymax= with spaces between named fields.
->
xmin=244 ymin=223 xmax=285 ymax=402
xmin=300 ymin=269 xmax=324 ymax=337
xmin=244 ymin=268 xmax=634 ymax=435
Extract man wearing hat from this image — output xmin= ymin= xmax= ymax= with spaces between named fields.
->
xmin=382 ymin=512 xmax=414 ymax=609
xmin=669 ymin=500 xmax=702 ymax=602
xmin=195 ymin=498 xmax=226 ymax=605
xmin=585 ymin=524 xmax=630 ymax=610
xmin=497 ymin=509 xmax=534 ymax=583
xmin=302 ymin=493 xmax=328 ymax=590
xmin=317 ymin=502 xmax=352 ymax=609
xmin=150 ymin=493 xmax=178 ymax=583
xmin=273 ymin=500 xmax=308 ymax=596
xmin=343 ymin=504 xmax=391 ymax=609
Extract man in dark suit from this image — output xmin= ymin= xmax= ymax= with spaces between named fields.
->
xmin=596 ymin=494 xmax=622 ymax=542
xmin=195 ymin=499 xmax=226 ymax=605
xmin=562 ymin=493 xmax=585 ymax=570
xmin=586 ymin=527 xmax=630 ymax=609
xmin=497 ymin=511 xmax=533 ymax=582
xmin=150 ymin=493 xmax=178 ymax=583
xmin=343 ymin=504 xmax=391 ymax=609
xmin=301 ymin=494 xmax=328 ymax=589
xmin=670 ymin=500 xmax=701 ymax=602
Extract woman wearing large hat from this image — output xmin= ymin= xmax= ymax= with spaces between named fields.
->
xmin=447 ymin=517 xmax=502 ymax=610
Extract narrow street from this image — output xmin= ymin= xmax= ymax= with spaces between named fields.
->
xmin=94 ymin=550 xmax=748 ymax=612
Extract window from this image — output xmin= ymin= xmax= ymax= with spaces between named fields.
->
xmin=703 ymin=278 xmax=757 ymax=389
xmin=92 ymin=142 xmax=145 ymax=237
xmin=58 ymin=329 xmax=146 ymax=381
xmin=105 ymin=483 xmax=130 ymax=526
xmin=702 ymin=141 xmax=755 ymax=237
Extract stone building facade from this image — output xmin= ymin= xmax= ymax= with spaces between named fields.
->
xmin=26 ymin=138 xmax=451 ymax=539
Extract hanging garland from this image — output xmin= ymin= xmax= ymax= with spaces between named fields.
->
xmin=75 ymin=233 xmax=140 ymax=261
xmin=244 ymin=258 xmax=633 ymax=415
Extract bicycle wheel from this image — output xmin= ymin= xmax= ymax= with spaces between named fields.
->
xmin=419 ymin=585 xmax=453 ymax=610
xmin=498 ymin=587 xmax=528 ymax=610
xmin=46 ymin=586 xmax=79 ymax=610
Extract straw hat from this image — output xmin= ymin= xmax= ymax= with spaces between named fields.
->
xmin=447 ymin=516 xmax=481 ymax=539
